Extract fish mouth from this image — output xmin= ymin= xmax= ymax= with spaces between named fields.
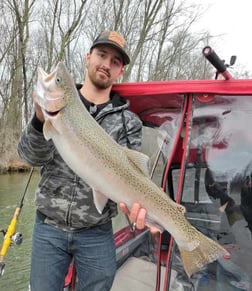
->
xmin=44 ymin=106 xmax=65 ymax=117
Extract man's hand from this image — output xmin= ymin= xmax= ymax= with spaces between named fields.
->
xmin=119 ymin=202 xmax=162 ymax=234
xmin=119 ymin=202 xmax=147 ymax=230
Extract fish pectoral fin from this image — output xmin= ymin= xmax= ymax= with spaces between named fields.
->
xmin=92 ymin=189 xmax=108 ymax=214
xmin=145 ymin=217 xmax=164 ymax=233
xmin=124 ymin=148 xmax=150 ymax=176
xmin=43 ymin=120 xmax=61 ymax=141
xmin=43 ymin=120 xmax=55 ymax=140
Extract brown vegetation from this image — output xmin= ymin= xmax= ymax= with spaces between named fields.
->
xmin=0 ymin=0 xmax=213 ymax=173
xmin=0 ymin=155 xmax=30 ymax=174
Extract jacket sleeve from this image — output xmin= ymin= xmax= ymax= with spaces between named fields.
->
xmin=17 ymin=114 xmax=55 ymax=167
xmin=119 ymin=110 xmax=142 ymax=151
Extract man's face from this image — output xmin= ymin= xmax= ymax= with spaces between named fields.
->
xmin=86 ymin=45 xmax=124 ymax=89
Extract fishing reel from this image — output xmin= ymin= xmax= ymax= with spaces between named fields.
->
xmin=0 ymin=168 xmax=34 ymax=278
xmin=0 ymin=230 xmax=23 ymax=278
xmin=0 ymin=229 xmax=23 ymax=246
xmin=11 ymin=232 xmax=23 ymax=246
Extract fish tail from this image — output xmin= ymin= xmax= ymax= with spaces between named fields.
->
xmin=178 ymin=232 xmax=230 ymax=277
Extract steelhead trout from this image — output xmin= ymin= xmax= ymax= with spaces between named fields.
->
xmin=35 ymin=62 xmax=229 ymax=277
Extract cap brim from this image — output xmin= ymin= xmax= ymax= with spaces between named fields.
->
xmin=91 ymin=41 xmax=130 ymax=65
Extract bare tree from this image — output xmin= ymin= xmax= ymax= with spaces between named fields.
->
xmin=0 ymin=0 xmax=215 ymax=171
xmin=129 ymin=1 xmax=212 ymax=81
xmin=83 ymin=0 xmax=212 ymax=81
xmin=32 ymin=0 xmax=89 ymax=72
xmin=0 ymin=0 xmax=35 ymax=170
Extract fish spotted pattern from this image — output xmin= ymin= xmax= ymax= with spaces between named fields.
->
xmin=35 ymin=62 xmax=230 ymax=277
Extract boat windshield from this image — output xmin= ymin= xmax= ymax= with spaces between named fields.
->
xmin=112 ymin=91 xmax=252 ymax=291
xmin=168 ymin=94 xmax=252 ymax=290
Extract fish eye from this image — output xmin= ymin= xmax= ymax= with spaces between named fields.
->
xmin=55 ymin=76 xmax=62 ymax=85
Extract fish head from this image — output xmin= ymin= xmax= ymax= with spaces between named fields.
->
xmin=35 ymin=62 xmax=74 ymax=118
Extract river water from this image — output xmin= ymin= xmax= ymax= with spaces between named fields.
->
xmin=0 ymin=171 xmax=39 ymax=291
xmin=0 ymin=171 xmax=129 ymax=291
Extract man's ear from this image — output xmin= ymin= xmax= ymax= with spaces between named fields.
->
xmin=86 ymin=52 xmax=91 ymax=67
xmin=118 ymin=67 xmax=124 ymax=78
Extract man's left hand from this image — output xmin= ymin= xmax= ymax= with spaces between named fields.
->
xmin=119 ymin=202 xmax=147 ymax=230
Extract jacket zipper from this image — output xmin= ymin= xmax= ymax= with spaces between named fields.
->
xmin=66 ymin=174 xmax=79 ymax=226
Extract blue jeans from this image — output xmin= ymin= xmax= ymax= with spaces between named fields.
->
xmin=30 ymin=213 xmax=116 ymax=291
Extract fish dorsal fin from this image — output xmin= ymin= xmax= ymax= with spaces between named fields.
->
xmin=92 ymin=188 xmax=108 ymax=214
xmin=124 ymin=148 xmax=150 ymax=176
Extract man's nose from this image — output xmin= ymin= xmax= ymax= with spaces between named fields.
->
xmin=102 ymin=57 xmax=112 ymax=68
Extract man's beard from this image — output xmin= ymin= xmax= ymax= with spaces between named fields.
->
xmin=88 ymin=68 xmax=112 ymax=89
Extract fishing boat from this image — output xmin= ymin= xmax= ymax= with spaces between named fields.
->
xmin=62 ymin=47 xmax=252 ymax=291
xmin=112 ymin=47 xmax=252 ymax=291
xmin=64 ymin=47 xmax=252 ymax=290
xmin=1 ymin=47 xmax=251 ymax=290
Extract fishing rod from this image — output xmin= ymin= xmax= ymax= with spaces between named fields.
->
xmin=202 ymin=46 xmax=236 ymax=80
xmin=0 ymin=167 xmax=34 ymax=277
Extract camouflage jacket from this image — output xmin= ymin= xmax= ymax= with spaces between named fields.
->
xmin=18 ymin=88 xmax=142 ymax=230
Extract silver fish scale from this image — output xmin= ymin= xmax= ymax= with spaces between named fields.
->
xmin=31 ymin=62 xmax=230 ymax=277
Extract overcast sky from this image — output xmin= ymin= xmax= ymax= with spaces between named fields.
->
xmin=192 ymin=0 xmax=252 ymax=74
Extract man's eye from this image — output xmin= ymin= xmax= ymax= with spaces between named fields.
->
xmin=114 ymin=59 xmax=122 ymax=66
xmin=98 ymin=52 xmax=105 ymax=58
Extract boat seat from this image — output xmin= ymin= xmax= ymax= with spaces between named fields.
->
xmin=111 ymin=256 xmax=183 ymax=291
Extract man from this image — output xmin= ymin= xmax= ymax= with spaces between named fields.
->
xmin=18 ymin=31 xmax=146 ymax=291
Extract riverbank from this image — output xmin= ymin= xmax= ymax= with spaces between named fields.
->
xmin=0 ymin=158 xmax=31 ymax=174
